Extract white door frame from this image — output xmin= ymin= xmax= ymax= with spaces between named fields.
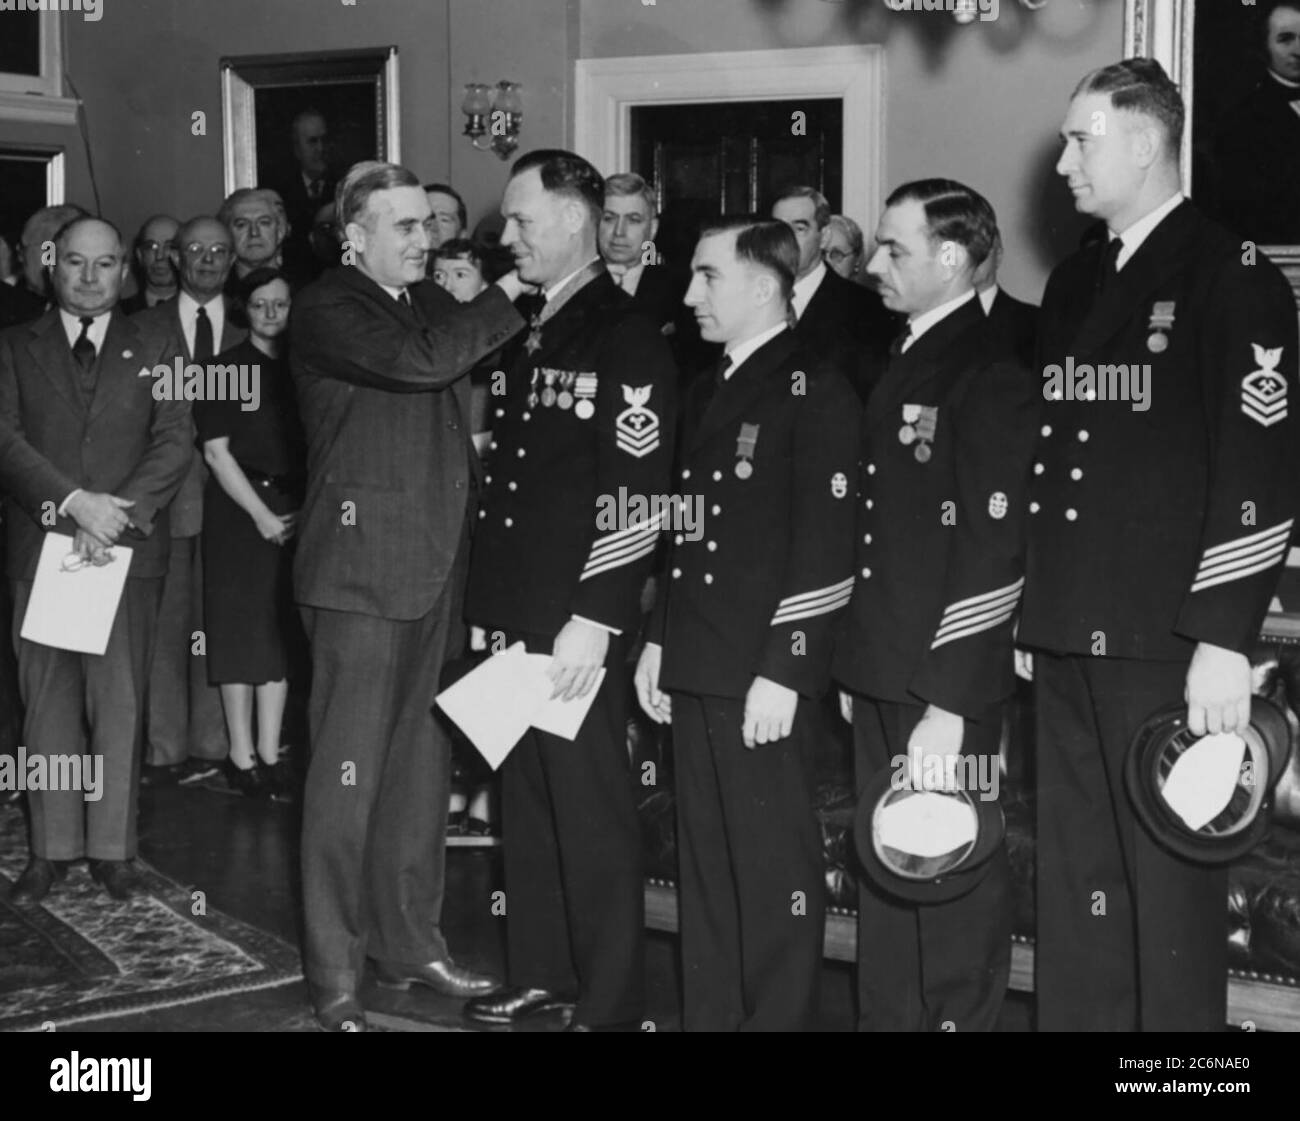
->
xmin=573 ymin=45 xmax=885 ymax=231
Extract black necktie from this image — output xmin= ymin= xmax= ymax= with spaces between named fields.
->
xmin=398 ymin=289 xmax=412 ymax=310
xmin=193 ymin=304 xmax=214 ymax=362
xmin=715 ymin=353 xmax=734 ymax=387
xmin=308 ymin=178 xmax=324 ymax=200
xmin=72 ymin=316 xmax=96 ymax=394
xmin=1096 ymin=236 xmax=1123 ymax=296
xmin=889 ymin=326 xmax=913 ymax=357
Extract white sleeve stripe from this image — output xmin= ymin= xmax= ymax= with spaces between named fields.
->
xmin=1194 ymin=538 xmax=1290 ymax=582
xmin=935 ymin=586 xmax=1023 ymax=628
xmin=1198 ymin=527 xmax=1292 ymax=569
xmin=930 ymin=605 xmax=1018 ymax=649
xmin=587 ymin=513 xmax=667 ymax=556
xmin=771 ymin=582 xmax=855 ymax=618
xmin=774 ymin=577 xmax=855 ymax=612
xmin=771 ymin=590 xmax=853 ymax=625
xmin=933 ymin=600 xmax=1018 ymax=641
xmin=1200 ymin=519 xmax=1293 ymax=560
xmin=587 ymin=526 xmax=661 ymax=564
xmin=579 ymin=538 xmax=659 ymax=581
xmin=934 ymin=577 xmax=1025 ymax=618
xmin=582 ymin=534 xmax=658 ymax=574
xmin=1190 ymin=552 xmax=1288 ymax=592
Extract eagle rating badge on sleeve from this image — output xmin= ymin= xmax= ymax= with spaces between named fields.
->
xmin=1242 ymin=344 xmax=1287 ymax=428
xmin=616 ymin=384 xmax=660 ymax=457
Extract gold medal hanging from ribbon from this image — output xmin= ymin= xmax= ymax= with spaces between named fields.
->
xmin=735 ymin=422 xmax=760 ymax=479
xmin=1147 ymin=300 xmax=1175 ymax=354
xmin=523 ymin=258 xmax=608 ymax=357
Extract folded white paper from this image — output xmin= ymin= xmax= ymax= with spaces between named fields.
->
xmin=435 ymin=644 xmax=550 ymax=770
xmin=877 ymin=792 xmax=978 ymax=858
xmin=1162 ymin=732 xmax=1247 ymax=832
xmin=524 ymin=654 xmax=606 ymax=740
xmin=20 ymin=533 xmax=133 ymax=655
xmin=434 ymin=644 xmax=608 ymax=770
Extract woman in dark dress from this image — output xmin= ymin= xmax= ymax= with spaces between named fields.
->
xmin=195 ymin=268 xmax=304 ymax=797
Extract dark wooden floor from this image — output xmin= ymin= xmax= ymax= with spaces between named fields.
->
xmin=63 ymin=780 xmax=1030 ymax=1032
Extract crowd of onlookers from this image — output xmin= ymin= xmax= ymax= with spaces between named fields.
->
xmin=0 ymin=109 xmax=889 ymax=841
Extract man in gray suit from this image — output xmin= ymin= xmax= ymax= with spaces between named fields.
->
xmin=290 ymin=162 xmax=525 ymax=1031
xmin=0 ymin=217 xmax=192 ymax=902
xmin=131 ymin=216 xmax=240 ymax=785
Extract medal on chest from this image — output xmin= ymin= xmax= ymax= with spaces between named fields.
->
xmin=574 ymin=372 xmax=597 ymax=419
xmin=899 ymin=404 xmax=938 ymax=463
xmin=735 ymin=422 xmax=760 ymax=479
xmin=1147 ymin=300 xmax=1175 ymax=354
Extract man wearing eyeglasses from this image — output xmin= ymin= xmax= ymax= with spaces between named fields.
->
xmin=119 ymin=215 xmax=180 ymax=316
xmin=0 ymin=216 xmax=191 ymax=902
xmin=131 ymin=217 xmax=245 ymax=787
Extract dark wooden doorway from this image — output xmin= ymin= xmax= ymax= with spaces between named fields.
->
xmin=630 ymin=98 xmax=843 ymax=269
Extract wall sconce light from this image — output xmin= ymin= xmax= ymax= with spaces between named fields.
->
xmin=462 ymin=80 xmax=523 ymax=160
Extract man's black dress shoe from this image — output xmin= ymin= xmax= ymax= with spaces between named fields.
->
xmin=8 ymin=857 xmax=67 ymax=904
xmin=89 ymin=859 xmax=138 ymax=901
xmin=307 ymin=983 xmax=367 ymax=1032
xmin=464 ymin=986 xmax=575 ymax=1024
xmin=372 ymin=957 xmax=500 ymax=998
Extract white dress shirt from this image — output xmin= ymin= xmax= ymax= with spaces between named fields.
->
xmin=901 ymin=288 xmax=978 ymax=354
xmin=59 ymin=307 xmax=111 ymax=354
xmin=177 ymin=290 xmax=227 ymax=357
xmin=791 ymin=261 xmax=828 ymax=321
xmin=724 ymin=322 xmax=788 ymax=379
xmin=607 ymin=262 xmax=645 ymax=296
xmin=979 ymin=285 xmax=999 ymax=315
xmin=1109 ymin=191 xmax=1186 ymax=272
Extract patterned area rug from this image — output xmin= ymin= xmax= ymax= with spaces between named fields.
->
xmin=0 ymin=806 xmax=301 ymax=1031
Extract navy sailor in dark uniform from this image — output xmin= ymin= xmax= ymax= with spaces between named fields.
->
xmin=462 ymin=151 xmax=676 ymax=1031
xmin=833 ymin=181 xmax=1040 ymax=1031
xmin=636 ymin=218 xmax=859 ymax=1030
xmin=1023 ymin=59 xmax=1300 ymax=1032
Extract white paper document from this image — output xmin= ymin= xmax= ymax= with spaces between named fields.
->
xmin=1161 ymin=732 xmax=1248 ymax=832
xmin=434 ymin=643 xmax=607 ymax=769
xmin=20 ymin=532 xmax=133 ymax=656
xmin=877 ymin=791 xmax=978 ymax=858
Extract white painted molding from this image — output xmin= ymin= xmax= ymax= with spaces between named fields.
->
xmin=1124 ymin=0 xmax=1193 ymax=193
xmin=0 ymin=89 xmax=79 ymax=127
xmin=574 ymin=45 xmax=885 ymax=230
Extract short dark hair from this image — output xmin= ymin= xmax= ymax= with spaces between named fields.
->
xmin=1072 ymin=57 xmax=1185 ymax=155
xmin=884 ymin=178 xmax=998 ymax=273
xmin=336 ymin=161 xmax=422 ymax=229
xmin=773 ymin=185 xmax=832 ymax=230
xmin=430 ymin=237 xmax=484 ymax=270
xmin=422 ymin=182 xmax=468 ymax=231
xmin=1260 ymin=1 xmax=1300 ymax=51
xmin=698 ymin=215 xmax=798 ymax=302
xmin=510 ymin=149 xmax=605 ymax=226
xmin=229 ymin=266 xmax=290 ymax=329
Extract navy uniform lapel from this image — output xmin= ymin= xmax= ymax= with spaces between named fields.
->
xmin=516 ymin=272 xmax=620 ymax=372
xmin=865 ymin=294 xmax=986 ymax=429
xmin=1066 ymin=200 xmax=1201 ymax=358
xmin=688 ymin=329 xmax=798 ymax=455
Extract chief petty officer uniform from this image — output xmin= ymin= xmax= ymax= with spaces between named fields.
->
xmin=833 ymin=290 xmax=1040 ymax=1032
xmin=647 ymin=324 xmax=860 ymax=1031
xmin=1020 ymin=194 xmax=1300 ymax=1032
xmin=464 ymin=259 xmax=675 ymax=1028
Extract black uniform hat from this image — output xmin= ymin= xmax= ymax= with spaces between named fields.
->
xmin=1124 ymin=697 xmax=1292 ymax=865
xmin=853 ymin=765 xmax=1005 ymax=905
